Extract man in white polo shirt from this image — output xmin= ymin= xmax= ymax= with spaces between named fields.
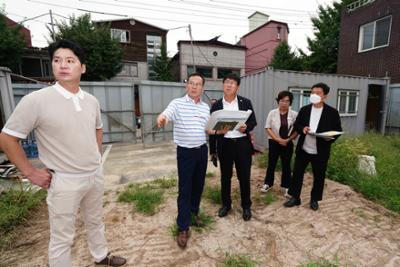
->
xmin=0 ymin=39 xmax=126 ymax=267
xmin=157 ymin=72 xmax=210 ymax=249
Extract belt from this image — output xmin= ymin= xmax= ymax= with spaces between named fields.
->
xmin=178 ymin=143 xmax=207 ymax=150
xmin=223 ymin=136 xmax=248 ymax=142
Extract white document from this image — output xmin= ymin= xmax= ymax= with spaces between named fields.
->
xmin=308 ymin=131 xmax=344 ymax=138
xmin=206 ymin=109 xmax=252 ymax=131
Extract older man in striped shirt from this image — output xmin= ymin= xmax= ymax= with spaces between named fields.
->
xmin=157 ymin=72 xmax=210 ymax=249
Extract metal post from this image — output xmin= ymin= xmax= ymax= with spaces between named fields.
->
xmin=49 ymin=9 xmax=56 ymax=41
xmin=188 ymin=24 xmax=196 ymax=72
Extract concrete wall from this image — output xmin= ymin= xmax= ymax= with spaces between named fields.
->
xmin=179 ymin=43 xmax=246 ymax=90
xmin=111 ymin=61 xmax=148 ymax=84
xmin=240 ymin=69 xmax=389 ymax=151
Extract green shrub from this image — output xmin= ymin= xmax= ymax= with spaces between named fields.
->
xmin=328 ymin=133 xmax=400 ymax=213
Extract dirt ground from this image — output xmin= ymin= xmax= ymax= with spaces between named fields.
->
xmin=1 ymin=142 xmax=399 ymax=267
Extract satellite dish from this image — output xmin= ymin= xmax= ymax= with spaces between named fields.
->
xmin=129 ymin=20 xmax=136 ymax=25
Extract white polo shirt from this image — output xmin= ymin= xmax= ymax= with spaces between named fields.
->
xmin=2 ymin=82 xmax=103 ymax=174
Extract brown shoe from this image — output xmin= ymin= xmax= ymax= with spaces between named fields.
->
xmin=95 ymin=253 xmax=127 ymax=266
xmin=177 ymin=230 xmax=190 ymax=248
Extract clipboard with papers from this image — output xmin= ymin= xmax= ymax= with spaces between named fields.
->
xmin=206 ymin=109 xmax=252 ymax=131
xmin=308 ymin=131 xmax=344 ymax=140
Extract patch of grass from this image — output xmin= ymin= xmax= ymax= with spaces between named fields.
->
xmin=206 ymin=171 xmax=216 ymax=178
xmin=203 ymin=185 xmax=221 ymax=205
xmin=191 ymin=211 xmax=215 ymax=233
xmin=254 ymin=152 xmax=268 ymax=169
xmin=169 ymin=211 xmax=215 ymax=237
xmin=0 ymin=189 xmax=46 ymax=248
xmin=254 ymin=192 xmax=277 ymax=206
xmin=118 ymin=184 xmax=164 ymax=215
xmin=0 ymin=189 xmax=46 ymax=233
xmin=300 ymin=256 xmax=341 ymax=267
xmin=222 ymin=253 xmax=257 ymax=267
xmin=169 ymin=223 xmax=179 ymax=237
xmin=152 ymin=176 xmax=177 ymax=189
xmin=328 ymin=133 xmax=400 ymax=213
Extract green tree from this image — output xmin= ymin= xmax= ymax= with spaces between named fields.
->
xmin=0 ymin=14 xmax=25 ymax=72
xmin=52 ymin=14 xmax=123 ymax=81
xmin=305 ymin=0 xmax=356 ymax=73
xmin=152 ymin=41 xmax=173 ymax=81
xmin=269 ymin=41 xmax=304 ymax=71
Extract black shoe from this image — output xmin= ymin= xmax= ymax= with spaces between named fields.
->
xmin=218 ymin=206 xmax=231 ymax=217
xmin=242 ymin=208 xmax=252 ymax=221
xmin=283 ymin=197 xmax=301 ymax=208
xmin=310 ymin=200 xmax=319 ymax=211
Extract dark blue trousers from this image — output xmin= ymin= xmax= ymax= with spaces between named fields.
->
xmin=176 ymin=144 xmax=208 ymax=231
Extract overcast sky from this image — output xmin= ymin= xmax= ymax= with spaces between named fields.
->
xmin=1 ymin=0 xmax=336 ymax=56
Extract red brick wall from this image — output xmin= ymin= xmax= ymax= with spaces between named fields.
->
xmin=337 ymin=0 xmax=400 ymax=83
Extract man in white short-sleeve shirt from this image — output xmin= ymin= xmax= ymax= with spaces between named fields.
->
xmin=0 ymin=39 xmax=126 ymax=267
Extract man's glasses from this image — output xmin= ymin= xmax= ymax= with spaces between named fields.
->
xmin=188 ymin=81 xmax=203 ymax=88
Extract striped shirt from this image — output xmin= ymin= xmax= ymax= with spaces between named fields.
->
xmin=162 ymin=94 xmax=210 ymax=148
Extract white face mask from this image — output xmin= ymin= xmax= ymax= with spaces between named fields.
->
xmin=310 ymin=94 xmax=321 ymax=104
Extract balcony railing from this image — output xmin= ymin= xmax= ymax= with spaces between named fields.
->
xmin=347 ymin=0 xmax=376 ymax=12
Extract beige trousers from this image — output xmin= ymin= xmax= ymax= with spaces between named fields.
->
xmin=46 ymin=168 xmax=108 ymax=267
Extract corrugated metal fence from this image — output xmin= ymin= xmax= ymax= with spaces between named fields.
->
xmin=139 ymin=80 xmax=222 ymax=144
xmin=12 ymin=81 xmax=136 ymax=143
xmin=387 ymin=84 xmax=400 ymax=133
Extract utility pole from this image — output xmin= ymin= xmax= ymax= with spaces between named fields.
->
xmin=188 ymin=24 xmax=196 ymax=72
xmin=49 ymin=9 xmax=56 ymax=41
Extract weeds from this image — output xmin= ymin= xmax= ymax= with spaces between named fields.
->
xmin=254 ymin=192 xmax=277 ymax=206
xmin=222 ymin=253 xmax=257 ymax=267
xmin=206 ymin=171 xmax=216 ymax=178
xmin=169 ymin=211 xmax=215 ymax=237
xmin=203 ymin=185 xmax=221 ymax=205
xmin=118 ymin=184 xmax=163 ymax=215
xmin=300 ymin=256 xmax=341 ymax=267
xmin=0 ymin=189 xmax=46 ymax=248
xmin=328 ymin=133 xmax=400 ymax=213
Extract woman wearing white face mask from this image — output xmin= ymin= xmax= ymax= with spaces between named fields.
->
xmin=284 ymin=83 xmax=342 ymax=211
xmin=261 ymin=91 xmax=298 ymax=197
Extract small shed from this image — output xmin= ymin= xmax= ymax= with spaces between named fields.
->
xmin=239 ymin=69 xmax=390 ymax=151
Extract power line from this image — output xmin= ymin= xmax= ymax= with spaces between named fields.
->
xmin=81 ymin=0 xmax=313 ymax=26
xmin=27 ymin=0 xmax=315 ymax=29
xmin=210 ymin=0 xmax=317 ymax=14
xmin=168 ymin=0 xmax=317 ymax=17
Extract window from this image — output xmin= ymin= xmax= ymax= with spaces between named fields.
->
xmin=359 ymin=16 xmax=391 ymax=52
xmin=42 ymin=59 xmax=51 ymax=77
xmin=337 ymin=90 xmax=359 ymax=116
xmin=111 ymin=29 xmax=130 ymax=43
xmin=187 ymin=66 xmax=213 ymax=78
xmin=146 ymin=35 xmax=162 ymax=80
xmin=217 ymin=68 xmax=240 ymax=79
xmin=289 ymin=88 xmax=311 ymax=111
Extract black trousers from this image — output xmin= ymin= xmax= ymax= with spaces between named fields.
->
xmin=264 ymin=139 xmax=293 ymax=188
xmin=176 ymin=144 xmax=208 ymax=231
xmin=217 ymin=137 xmax=253 ymax=209
xmin=288 ymin=148 xmax=328 ymax=201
